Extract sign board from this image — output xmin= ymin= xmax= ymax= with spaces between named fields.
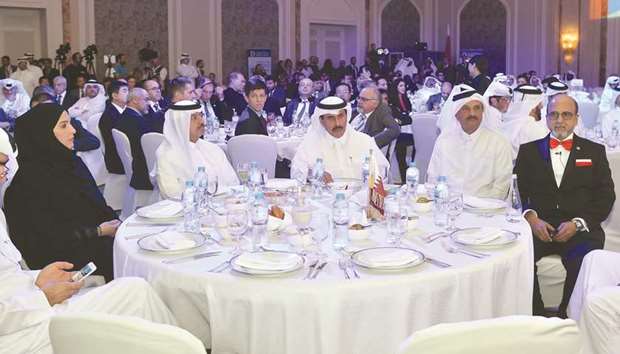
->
xmin=248 ymin=49 xmax=272 ymax=76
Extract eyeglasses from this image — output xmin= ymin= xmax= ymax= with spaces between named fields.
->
xmin=357 ymin=96 xmax=376 ymax=102
xmin=546 ymin=111 xmax=576 ymax=121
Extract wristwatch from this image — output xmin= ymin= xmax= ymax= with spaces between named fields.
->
xmin=572 ymin=219 xmax=587 ymax=232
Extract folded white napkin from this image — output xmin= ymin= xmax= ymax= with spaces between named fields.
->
xmin=154 ymin=232 xmax=197 ymax=250
xmin=268 ymin=213 xmax=292 ymax=232
xmin=235 ymin=252 xmax=300 ymax=271
xmin=137 ymin=200 xmax=184 ymax=219
xmin=356 ymin=248 xmax=419 ymax=267
xmin=454 ymin=227 xmax=503 ymax=245
xmin=463 ymin=196 xmax=505 ymax=210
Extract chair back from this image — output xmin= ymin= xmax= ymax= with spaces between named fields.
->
xmin=398 ymin=316 xmax=581 ymax=354
xmin=411 ymin=114 xmax=439 ymax=183
xmin=227 ymin=134 xmax=278 ymax=178
xmin=602 ymin=152 xmax=620 ymax=252
xmin=50 ymin=313 xmax=206 ymax=354
xmin=112 ymin=129 xmax=133 ymax=178
xmin=578 ymin=101 xmax=600 ymax=129
xmin=141 ymin=133 xmax=164 ymax=175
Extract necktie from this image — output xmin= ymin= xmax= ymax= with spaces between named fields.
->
xmin=203 ymin=102 xmax=211 ymax=117
xmin=550 ymin=138 xmax=573 ymax=150
xmin=296 ymin=101 xmax=307 ymax=121
xmin=153 ymin=103 xmax=160 ymax=112
xmin=56 ymin=94 xmax=61 ymax=104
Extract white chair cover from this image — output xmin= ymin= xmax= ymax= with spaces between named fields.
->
xmin=141 ymin=132 xmax=164 ymax=180
xmin=227 ymin=134 xmax=278 ymax=178
xmin=537 ymin=255 xmax=567 ymax=309
xmin=602 ymin=152 xmax=620 ymax=252
xmin=381 ymin=139 xmax=397 ymax=183
xmin=103 ymin=173 xmax=128 ymax=211
xmin=411 ymin=114 xmax=439 ymax=183
xmin=578 ymin=101 xmax=600 ymax=128
xmin=397 ymin=316 xmax=581 ymax=354
xmin=112 ymin=129 xmax=153 ymax=220
xmin=50 ymin=313 xmax=206 ymax=354
xmin=568 ymin=250 xmax=620 ymax=354
xmin=77 ymin=113 xmax=108 ymax=186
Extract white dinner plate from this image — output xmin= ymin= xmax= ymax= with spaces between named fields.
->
xmin=135 ymin=200 xmax=184 ymax=220
xmin=463 ymin=196 xmax=505 ymax=211
xmin=450 ymin=227 xmax=519 ymax=248
xmin=231 ymin=251 xmax=304 ymax=275
xmin=351 ymin=247 xmax=425 ymax=270
xmin=137 ymin=231 xmax=206 ymax=253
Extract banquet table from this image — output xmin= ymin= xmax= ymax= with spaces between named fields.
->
xmin=114 ymin=195 xmax=534 ymax=354
xmin=208 ymin=135 xmax=304 ymax=162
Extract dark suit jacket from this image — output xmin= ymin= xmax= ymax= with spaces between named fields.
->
xmin=98 ymin=103 xmax=125 ymax=174
xmin=224 ymin=87 xmax=247 ymax=115
xmin=282 ymin=98 xmax=315 ymax=125
xmin=60 ymin=91 xmax=79 ymax=111
xmin=265 ymin=86 xmax=286 ymax=115
xmin=361 ymin=103 xmax=401 ymax=148
xmin=468 ymin=74 xmax=492 ymax=95
xmin=235 ymin=108 xmax=267 ymax=136
xmin=426 ymin=93 xmax=445 ymax=112
xmin=144 ymin=105 xmax=165 ymax=133
xmin=71 ymin=118 xmax=100 ymax=152
xmin=514 ymin=134 xmax=615 ymax=239
xmin=0 ymin=65 xmax=16 ymax=79
xmin=115 ymin=108 xmax=153 ymax=190
xmin=208 ymin=96 xmax=233 ymax=124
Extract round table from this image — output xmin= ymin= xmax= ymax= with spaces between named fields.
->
xmin=114 ymin=199 xmax=533 ymax=354
xmin=208 ymin=136 xmax=303 ymax=161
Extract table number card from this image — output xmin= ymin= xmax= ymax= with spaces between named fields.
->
xmin=367 ymin=176 xmax=386 ymax=221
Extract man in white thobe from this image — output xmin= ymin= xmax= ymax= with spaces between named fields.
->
xmin=9 ymin=57 xmax=39 ymax=96
xmin=291 ymin=96 xmax=388 ymax=181
xmin=156 ymin=100 xmax=238 ymax=200
xmin=175 ymin=53 xmax=199 ymax=79
xmin=0 ymin=79 xmax=30 ymax=122
xmin=482 ymin=81 xmax=512 ymax=129
xmin=67 ymin=79 xmax=106 ymax=125
xmin=436 ymin=83 xmax=475 ymax=133
xmin=428 ymin=88 xmax=512 ymax=199
xmin=501 ymin=85 xmax=550 ymax=158
xmin=599 ymin=76 xmax=620 ymax=115
xmin=0 ymin=142 xmax=177 ymax=354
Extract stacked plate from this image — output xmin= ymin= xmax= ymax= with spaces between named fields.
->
xmin=463 ymin=196 xmax=505 ymax=213
xmin=231 ymin=251 xmax=304 ymax=276
xmin=351 ymin=247 xmax=425 ymax=270
xmin=138 ymin=231 xmax=206 ymax=253
xmin=136 ymin=200 xmax=184 ymax=221
xmin=450 ymin=227 xmax=518 ymax=248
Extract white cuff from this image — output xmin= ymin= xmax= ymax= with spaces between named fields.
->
xmin=523 ymin=209 xmax=537 ymax=218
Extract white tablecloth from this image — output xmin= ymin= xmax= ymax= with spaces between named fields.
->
xmin=210 ymin=136 xmax=303 ymax=161
xmin=114 ymin=203 xmax=533 ymax=354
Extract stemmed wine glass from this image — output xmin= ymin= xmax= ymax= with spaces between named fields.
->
xmin=227 ymin=204 xmax=249 ymax=252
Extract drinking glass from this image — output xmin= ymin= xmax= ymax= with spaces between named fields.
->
xmin=266 ymin=119 xmax=277 ymax=136
xmin=217 ymin=126 xmax=227 ymax=142
xmin=446 ymin=192 xmax=463 ymax=232
xmin=385 ymin=195 xmax=406 ymax=246
xmin=292 ymin=201 xmax=314 ymax=235
xmin=237 ymin=163 xmax=250 ymax=185
xmin=227 ymin=205 xmax=249 ymax=251
xmin=224 ymin=121 xmax=234 ymax=137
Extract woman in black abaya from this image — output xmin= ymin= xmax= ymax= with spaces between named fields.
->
xmin=4 ymin=103 xmax=120 ymax=281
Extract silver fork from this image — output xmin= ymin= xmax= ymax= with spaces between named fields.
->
xmin=424 ymin=232 xmax=448 ymax=243
xmin=303 ymin=258 xmax=319 ymax=280
xmin=441 ymin=240 xmax=489 ymax=258
xmin=346 ymin=258 xmax=360 ymax=278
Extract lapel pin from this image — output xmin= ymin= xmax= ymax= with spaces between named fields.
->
xmin=576 ymin=146 xmax=581 ymax=151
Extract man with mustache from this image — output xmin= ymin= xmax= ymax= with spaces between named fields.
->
xmin=514 ymin=94 xmax=615 ymax=318
xmin=428 ymin=87 xmax=512 ymax=199
xmin=291 ymin=96 xmax=388 ymax=181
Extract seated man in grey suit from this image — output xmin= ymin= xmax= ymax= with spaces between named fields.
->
xmin=356 ymin=86 xmax=400 ymax=149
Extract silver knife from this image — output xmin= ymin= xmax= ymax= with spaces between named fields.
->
xmin=424 ymin=257 xmax=452 ymax=268
xmin=303 ymin=259 xmax=319 ymax=279
xmin=311 ymin=261 xmax=328 ymax=279
xmin=162 ymin=250 xmax=223 ymax=264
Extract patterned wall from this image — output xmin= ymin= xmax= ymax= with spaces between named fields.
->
xmin=459 ymin=0 xmax=507 ymax=75
xmin=381 ymin=0 xmax=421 ymax=51
xmin=93 ymin=0 xmax=168 ymax=79
xmin=221 ymin=0 xmax=279 ymax=78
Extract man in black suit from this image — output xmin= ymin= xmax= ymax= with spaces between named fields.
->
xmin=0 ymin=56 xmax=16 ymax=80
xmin=235 ymin=80 xmax=268 ymax=136
xmin=466 ymin=55 xmax=492 ymax=95
xmin=114 ymin=87 xmax=153 ymax=191
xmin=357 ymin=86 xmax=400 ymax=149
xmin=198 ymin=78 xmax=233 ymax=124
xmin=345 ymin=56 xmax=358 ymax=79
xmin=264 ymin=75 xmax=286 ymax=116
xmin=142 ymin=79 xmax=166 ymax=133
xmin=52 ymin=76 xmax=78 ymax=111
xmin=282 ymin=78 xmax=315 ymax=126
xmin=99 ymin=80 xmax=129 ymax=175
xmin=514 ymin=94 xmax=615 ymax=318
xmin=426 ymin=81 xmax=453 ymax=112
xmin=224 ymin=72 xmax=247 ymax=115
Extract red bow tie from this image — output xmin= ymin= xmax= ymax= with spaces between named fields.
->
xmin=550 ymin=138 xmax=573 ymax=150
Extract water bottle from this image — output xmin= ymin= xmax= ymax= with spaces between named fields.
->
xmin=361 ymin=156 xmax=370 ymax=185
xmin=182 ymin=180 xmax=199 ymax=233
xmin=311 ymin=158 xmax=325 ymax=197
xmin=332 ymin=193 xmax=349 ymax=250
xmin=251 ymin=192 xmax=269 ymax=250
xmin=433 ymin=176 xmax=449 ymax=227
xmin=248 ymin=161 xmax=261 ymax=192
xmin=506 ymin=174 xmax=522 ymax=223
xmin=405 ymin=162 xmax=420 ymax=196
xmin=231 ymin=108 xmax=239 ymax=131
xmin=194 ymin=166 xmax=208 ymax=215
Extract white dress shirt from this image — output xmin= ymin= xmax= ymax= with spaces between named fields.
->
xmin=550 ymin=133 xmax=573 ymax=187
xmin=428 ymin=126 xmax=513 ymax=199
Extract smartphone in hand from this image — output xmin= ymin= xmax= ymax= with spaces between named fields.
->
xmin=72 ymin=262 xmax=97 ymax=282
